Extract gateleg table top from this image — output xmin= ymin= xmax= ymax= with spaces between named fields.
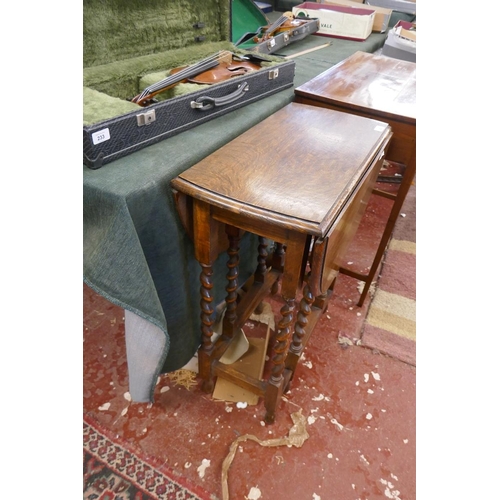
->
xmin=172 ymin=102 xmax=391 ymax=238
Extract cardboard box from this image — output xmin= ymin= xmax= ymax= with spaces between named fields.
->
xmin=293 ymin=2 xmax=375 ymax=41
xmin=382 ymin=20 xmax=416 ymax=62
xmin=364 ymin=0 xmax=416 ymax=16
xmin=323 ymin=0 xmax=392 ymax=32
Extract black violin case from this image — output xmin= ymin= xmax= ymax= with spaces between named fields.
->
xmin=83 ymin=0 xmax=319 ymax=169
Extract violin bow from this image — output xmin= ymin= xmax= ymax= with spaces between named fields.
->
xmin=131 ymin=51 xmax=234 ymax=107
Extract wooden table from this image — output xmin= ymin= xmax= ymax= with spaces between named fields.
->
xmin=171 ymin=102 xmax=392 ymax=423
xmin=295 ymin=51 xmax=416 ymax=306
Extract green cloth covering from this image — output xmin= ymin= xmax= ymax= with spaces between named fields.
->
xmin=83 ymin=31 xmax=387 ymax=400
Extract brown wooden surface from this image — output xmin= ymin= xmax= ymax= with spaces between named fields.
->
xmin=295 ymin=51 xmax=416 ymax=306
xmin=294 ymin=51 xmax=415 ymax=125
xmin=309 ymin=136 xmax=389 ymax=297
xmin=172 ymin=102 xmax=392 ymax=238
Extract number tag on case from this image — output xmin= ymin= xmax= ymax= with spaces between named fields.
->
xmin=92 ymin=128 xmax=110 ymax=145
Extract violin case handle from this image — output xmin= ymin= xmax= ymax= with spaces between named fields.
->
xmin=190 ymin=82 xmax=250 ymax=111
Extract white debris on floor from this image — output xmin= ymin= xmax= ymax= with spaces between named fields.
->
xmin=312 ymin=394 xmax=325 ymax=401
xmin=330 ymin=417 xmax=344 ymax=431
xmin=380 ymin=478 xmax=401 ymax=500
xmin=338 ymin=335 xmax=354 ymax=346
xmin=197 ymin=458 xmax=211 ymax=479
xmin=246 ymin=486 xmax=262 ymax=499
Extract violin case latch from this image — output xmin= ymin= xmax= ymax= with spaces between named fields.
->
xmin=266 ymin=38 xmax=276 ymax=51
xmin=136 ymin=109 xmax=156 ymax=127
xmin=268 ymin=68 xmax=280 ymax=80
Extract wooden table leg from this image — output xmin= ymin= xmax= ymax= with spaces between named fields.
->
xmin=193 ymin=199 xmax=220 ymax=393
xmin=198 ymin=263 xmax=215 ymax=393
xmin=283 ymin=282 xmax=314 ymax=388
xmin=345 ymin=152 xmax=416 ymax=307
xmin=264 ymin=233 xmax=307 ymax=424
xmin=222 ymin=225 xmax=241 ymax=338
xmin=265 ymin=296 xmax=296 ymax=424
xmin=270 ymin=242 xmax=285 ymax=295
xmin=253 ymin=236 xmax=269 ymax=315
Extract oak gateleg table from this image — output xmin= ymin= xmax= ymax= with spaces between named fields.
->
xmin=171 ymin=102 xmax=392 ymax=423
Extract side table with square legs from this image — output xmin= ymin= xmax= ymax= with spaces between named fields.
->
xmin=171 ymin=102 xmax=392 ymax=423
xmin=295 ymin=51 xmax=416 ymax=306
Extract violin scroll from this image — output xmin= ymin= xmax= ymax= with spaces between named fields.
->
xmin=252 ymin=11 xmax=298 ymax=43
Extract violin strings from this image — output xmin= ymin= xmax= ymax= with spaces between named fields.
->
xmin=137 ymin=56 xmax=220 ymax=98
xmin=137 ymin=50 xmax=233 ymax=101
xmin=263 ymin=15 xmax=288 ymax=35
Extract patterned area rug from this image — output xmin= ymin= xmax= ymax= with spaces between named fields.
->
xmin=361 ymin=177 xmax=416 ymax=366
xmin=83 ymin=414 xmax=214 ymax=500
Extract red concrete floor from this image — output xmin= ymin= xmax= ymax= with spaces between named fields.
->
xmin=83 ymin=175 xmax=416 ymax=500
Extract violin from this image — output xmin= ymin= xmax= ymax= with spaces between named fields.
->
xmin=131 ymin=51 xmax=260 ymax=107
xmin=253 ymin=11 xmax=303 ymax=43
